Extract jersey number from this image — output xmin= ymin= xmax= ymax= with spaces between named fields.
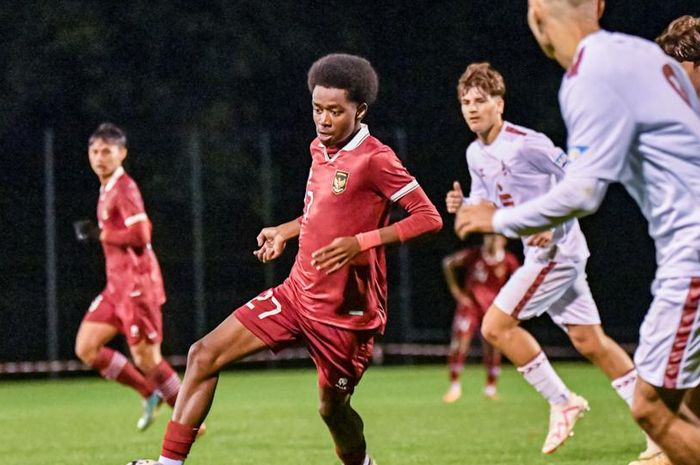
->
xmin=303 ymin=190 xmax=314 ymax=221
xmin=662 ymin=63 xmax=691 ymax=107
xmin=246 ymin=290 xmax=282 ymax=320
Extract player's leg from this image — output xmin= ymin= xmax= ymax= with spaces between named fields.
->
xmin=481 ymin=336 xmax=501 ymax=399
xmin=319 ymin=388 xmax=370 ymax=465
xmin=155 ymin=287 xmax=300 ymax=465
xmin=632 ymin=380 xmax=700 ymax=465
xmin=484 ymin=261 xmax=589 ymax=453
xmin=76 ymin=296 xmax=155 ymax=399
xmin=443 ymin=306 xmax=475 ymax=403
xmin=567 ymin=324 xmax=633 ymax=379
xmin=629 ymin=276 xmax=700 ymax=465
xmin=303 ymin=318 xmax=375 ymax=465
xmin=129 ymin=300 xmax=182 ymax=409
xmin=680 ymin=387 xmax=700 ymax=425
xmin=155 ymin=312 xmax=267 ymax=465
xmin=565 ymin=323 xmax=663 ymax=462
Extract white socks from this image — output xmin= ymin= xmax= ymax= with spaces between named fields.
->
xmin=611 ymin=369 xmax=636 ymax=407
xmin=517 ymin=352 xmax=570 ymax=405
xmin=159 ymin=457 xmax=184 ymax=465
xmin=612 ymin=369 xmax=662 ymax=455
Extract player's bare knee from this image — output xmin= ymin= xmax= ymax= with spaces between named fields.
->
xmin=74 ymin=340 xmax=98 ymax=365
xmin=132 ymin=352 xmax=157 ymax=373
xmin=481 ymin=317 xmax=506 ymax=345
xmin=318 ymin=397 xmax=345 ymax=422
xmin=568 ymin=326 xmax=604 ymax=360
xmin=187 ymin=339 xmax=218 ymax=375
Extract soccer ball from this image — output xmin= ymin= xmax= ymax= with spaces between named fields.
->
xmin=126 ymin=461 xmax=161 ymax=465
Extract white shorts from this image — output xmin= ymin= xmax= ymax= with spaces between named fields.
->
xmin=493 ymin=260 xmax=601 ymax=329
xmin=634 ymin=277 xmax=700 ymax=390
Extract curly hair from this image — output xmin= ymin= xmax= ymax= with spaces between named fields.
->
xmin=457 ymin=62 xmax=506 ymax=100
xmin=89 ymin=122 xmax=127 ymax=147
xmin=657 ymin=15 xmax=700 ymax=63
xmin=307 ymin=54 xmax=379 ymax=105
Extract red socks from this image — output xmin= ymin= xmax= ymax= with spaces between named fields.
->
xmin=161 ymin=420 xmax=199 ymax=461
xmin=147 ymin=360 xmax=182 ymax=407
xmin=448 ymin=349 xmax=466 ymax=382
xmin=92 ymin=347 xmax=154 ymax=398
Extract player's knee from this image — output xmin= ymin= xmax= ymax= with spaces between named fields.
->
xmin=186 ymin=339 xmax=217 ymax=375
xmin=132 ymin=351 xmax=158 ymax=373
xmin=74 ymin=340 xmax=98 ymax=366
xmin=631 ymin=393 xmax=657 ymax=430
xmin=568 ymin=327 xmax=604 ymax=360
xmin=318 ymin=397 xmax=344 ymax=422
xmin=481 ymin=320 xmax=503 ymax=345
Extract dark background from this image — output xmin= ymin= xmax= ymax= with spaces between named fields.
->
xmin=1 ymin=1 xmax=697 ymax=363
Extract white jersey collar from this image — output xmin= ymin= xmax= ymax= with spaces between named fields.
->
xmin=318 ymin=124 xmax=370 ymax=162
xmin=102 ymin=166 xmax=125 ymax=193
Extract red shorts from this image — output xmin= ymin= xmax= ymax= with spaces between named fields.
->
xmin=451 ymin=303 xmax=485 ymax=338
xmin=234 ymin=286 xmax=375 ymax=394
xmin=83 ymin=289 xmax=163 ymax=346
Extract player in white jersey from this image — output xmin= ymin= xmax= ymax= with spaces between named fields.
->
xmin=657 ymin=15 xmax=700 ymax=99
xmin=446 ymin=61 xmax=654 ymax=457
xmin=455 ymin=2 xmax=700 ymax=464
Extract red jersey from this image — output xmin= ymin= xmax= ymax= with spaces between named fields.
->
xmin=281 ymin=124 xmax=419 ymax=333
xmin=456 ymin=247 xmax=519 ymax=312
xmin=97 ymin=167 xmax=165 ymax=306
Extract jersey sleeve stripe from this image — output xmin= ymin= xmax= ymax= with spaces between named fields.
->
xmin=390 ymin=179 xmax=419 ymax=202
xmin=124 ymin=213 xmax=148 ymax=227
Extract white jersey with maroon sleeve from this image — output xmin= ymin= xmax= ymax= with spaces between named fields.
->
xmin=282 ymin=124 xmax=419 ymax=332
xmin=558 ymin=30 xmax=700 ymax=280
xmin=466 ymin=121 xmax=589 ymax=264
xmin=491 ymin=30 xmax=700 ymax=388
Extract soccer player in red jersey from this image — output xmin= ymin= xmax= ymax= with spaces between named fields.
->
xmin=128 ymin=54 xmax=442 ymax=465
xmin=442 ymin=234 xmax=519 ymax=403
xmin=74 ymin=123 xmax=181 ymax=431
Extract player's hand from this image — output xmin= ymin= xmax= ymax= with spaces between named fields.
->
xmin=311 ymin=236 xmax=361 ymax=274
xmin=73 ymin=219 xmax=100 ymax=242
xmin=254 ymin=226 xmax=287 ymax=263
xmin=527 ymin=230 xmax=553 ymax=247
xmin=454 ymin=201 xmax=497 ymax=239
xmin=445 ymin=181 xmax=464 ymax=214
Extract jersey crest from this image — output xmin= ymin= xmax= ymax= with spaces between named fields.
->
xmin=332 ymin=170 xmax=349 ymax=194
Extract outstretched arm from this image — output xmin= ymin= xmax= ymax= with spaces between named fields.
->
xmin=253 ymin=217 xmax=301 ymax=263
xmin=454 ymin=176 xmax=609 ymax=239
xmin=312 ymin=187 xmax=443 ymax=273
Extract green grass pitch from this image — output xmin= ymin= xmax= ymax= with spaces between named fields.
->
xmin=1 ymin=363 xmax=644 ymax=465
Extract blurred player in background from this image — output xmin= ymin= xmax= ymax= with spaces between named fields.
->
xmin=456 ymin=1 xmax=700 ymax=464
xmin=129 ymin=53 xmax=442 ymax=465
xmin=446 ymin=62 xmax=652 ymax=458
xmin=657 ymin=15 xmax=700 ymax=99
xmin=441 ymin=234 xmax=518 ymax=402
xmin=74 ymin=123 xmax=181 ymax=431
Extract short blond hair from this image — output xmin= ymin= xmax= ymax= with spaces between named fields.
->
xmin=457 ymin=62 xmax=506 ymax=100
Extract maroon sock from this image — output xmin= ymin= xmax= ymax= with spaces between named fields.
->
xmin=336 ymin=442 xmax=367 ymax=465
xmin=147 ymin=360 xmax=181 ymax=407
xmin=448 ymin=350 xmax=465 ymax=382
xmin=483 ymin=346 xmax=502 ymax=386
xmin=92 ymin=347 xmax=154 ymax=398
xmin=161 ymin=420 xmax=200 ymax=461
